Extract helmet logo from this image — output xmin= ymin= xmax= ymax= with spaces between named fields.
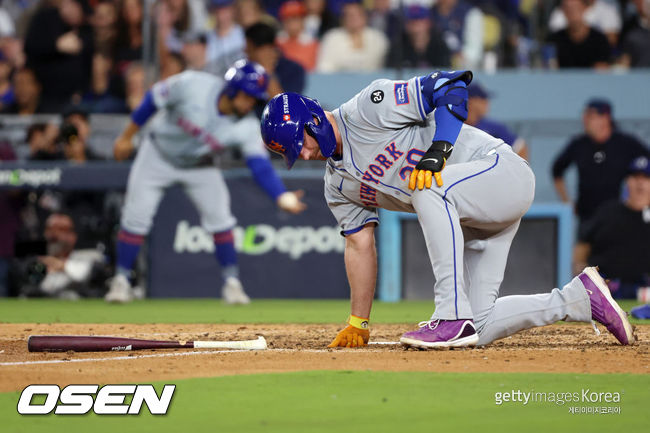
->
xmin=283 ymin=114 xmax=291 ymax=121
xmin=268 ymin=140 xmax=286 ymax=153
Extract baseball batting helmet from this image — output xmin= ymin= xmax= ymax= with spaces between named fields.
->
xmin=223 ymin=59 xmax=269 ymax=100
xmin=260 ymin=92 xmax=336 ymax=168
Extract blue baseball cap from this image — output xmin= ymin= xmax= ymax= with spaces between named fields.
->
xmin=209 ymin=0 xmax=233 ymax=9
xmin=628 ymin=156 xmax=650 ymax=176
xmin=585 ymin=98 xmax=613 ymax=116
xmin=467 ymin=82 xmax=491 ymax=99
xmin=404 ymin=5 xmax=430 ymax=21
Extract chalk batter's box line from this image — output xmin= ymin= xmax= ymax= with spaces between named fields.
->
xmin=0 ymin=343 xmax=401 ymax=366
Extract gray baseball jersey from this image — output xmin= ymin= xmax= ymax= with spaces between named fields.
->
xmin=121 ymin=70 xmax=268 ymax=236
xmin=324 ymin=76 xmax=592 ymax=345
xmin=148 ymin=70 xmax=268 ymax=167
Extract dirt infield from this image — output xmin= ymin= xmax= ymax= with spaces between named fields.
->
xmin=1 ymin=323 xmax=648 ymax=392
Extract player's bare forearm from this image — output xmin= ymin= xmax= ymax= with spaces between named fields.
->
xmin=114 ymin=122 xmax=139 ymax=161
xmin=344 ymin=224 xmax=377 ymax=319
xmin=120 ymin=121 xmax=140 ymax=140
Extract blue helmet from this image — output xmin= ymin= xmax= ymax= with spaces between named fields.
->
xmin=223 ymin=59 xmax=269 ymax=100
xmin=260 ymin=92 xmax=336 ymax=168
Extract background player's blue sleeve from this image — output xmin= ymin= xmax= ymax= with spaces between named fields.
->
xmin=131 ymin=90 xmax=157 ymax=126
xmin=246 ymin=157 xmax=286 ymax=200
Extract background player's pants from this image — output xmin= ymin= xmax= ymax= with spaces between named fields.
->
xmin=121 ymin=138 xmax=236 ymax=235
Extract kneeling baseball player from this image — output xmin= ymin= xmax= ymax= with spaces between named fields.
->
xmin=260 ymin=70 xmax=634 ymax=348
xmin=105 ymin=60 xmax=306 ymax=304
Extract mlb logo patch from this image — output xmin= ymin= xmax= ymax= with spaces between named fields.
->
xmin=394 ymin=83 xmax=409 ymax=105
xmin=283 ymin=114 xmax=291 ymax=121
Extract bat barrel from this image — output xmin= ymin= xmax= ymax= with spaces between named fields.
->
xmin=27 ymin=335 xmax=186 ymax=352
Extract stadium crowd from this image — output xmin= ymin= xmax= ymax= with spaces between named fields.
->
xmin=0 ymin=0 xmax=648 ymax=300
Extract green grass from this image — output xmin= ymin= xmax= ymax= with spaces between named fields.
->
xmin=0 ymin=298 xmax=646 ymax=325
xmin=1 ymin=371 xmax=647 ymax=433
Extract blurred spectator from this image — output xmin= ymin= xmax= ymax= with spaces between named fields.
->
xmin=27 ymin=123 xmax=63 ymax=160
xmin=367 ymin=0 xmax=400 ymax=39
xmin=59 ymin=106 xmax=101 ymax=163
xmin=552 ymin=99 xmax=650 ymax=233
xmin=618 ymin=0 xmax=650 ymax=67
xmin=0 ymin=143 xmax=19 ymax=297
xmin=205 ymin=0 xmax=245 ymax=77
xmin=24 ymin=0 xmax=94 ymax=112
xmin=90 ymin=0 xmax=117 ymax=57
xmin=386 ymin=5 xmax=450 ymax=69
xmin=316 ymin=1 xmax=388 ymax=72
xmin=245 ymin=22 xmax=304 ymax=99
xmin=574 ymin=156 xmax=650 ymax=298
xmin=162 ymin=51 xmax=186 ymax=78
xmin=431 ymin=0 xmax=484 ymax=69
xmin=124 ymin=61 xmax=146 ymax=111
xmin=15 ymin=213 xmax=108 ymax=299
xmin=82 ymin=54 xmax=128 ymax=113
xmin=114 ymin=0 xmax=143 ymax=67
xmin=0 ymin=50 xmax=14 ymax=110
xmin=546 ymin=0 xmax=611 ymax=69
xmin=304 ymin=0 xmax=338 ymax=39
xmin=180 ymin=31 xmax=207 ymax=71
xmin=235 ymin=0 xmax=277 ymax=28
xmin=1 ymin=67 xmax=43 ymax=115
xmin=549 ymin=0 xmax=622 ymax=46
xmin=465 ymin=82 xmax=529 ymax=160
xmin=158 ymin=0 xmax=208 ymax=57
xmin=276 ymin=1 xmax=319 ymax=71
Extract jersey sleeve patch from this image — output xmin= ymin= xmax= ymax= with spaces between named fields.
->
xmin=394 ymin=82 xmax=409 ymax=106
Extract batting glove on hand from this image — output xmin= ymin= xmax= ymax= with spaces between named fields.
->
xmin=328 ymin=315 xmax=370 ymax=348
xmin=409 ymin=141 xmax=453 ymax=190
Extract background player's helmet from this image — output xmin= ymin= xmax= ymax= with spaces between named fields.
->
xmin=223 ymin=59 xmax=269 ymax=100
xmin=260 ymin=92 xmax=336 ymax=168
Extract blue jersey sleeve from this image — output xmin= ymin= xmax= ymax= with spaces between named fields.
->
xmin=246 ymin=156 xmax=286 ymax=200
xmin=131 ymin=90 xmax=157 ymax=126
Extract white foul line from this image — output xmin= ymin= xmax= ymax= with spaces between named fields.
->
xmin=0 ymin=343 xmax=401 ymax=367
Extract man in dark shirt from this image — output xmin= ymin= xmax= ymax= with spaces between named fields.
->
xmin=552 ymin=99 xmax=649 ymax=231
xmin=244 ymin=22 xmax=305 ymax=119
xmin=23 ymin=0 xmax=94 ymax=112
xmin=386 ymin=5 xmax=450 ymax=69
xmin=547 ymin=0 xmax=611 ymax=68
xmin=575 ymin=156 xmax=650 ymax=298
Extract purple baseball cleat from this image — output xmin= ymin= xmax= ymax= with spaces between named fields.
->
xmin=579 ymin=267 xmax=635 ymax=345
xmin=400 ymin=319 xmax=479 ymax=349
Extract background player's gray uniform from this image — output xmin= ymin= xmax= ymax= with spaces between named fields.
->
xmin=121 ymin=70 xmax=270 ymax=236
xmin=325 ymin=76 xmax=592 ymax=345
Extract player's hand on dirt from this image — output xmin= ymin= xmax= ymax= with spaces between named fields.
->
xmin=409 ymin=141 xmax=453 ymax=190
xmin=328 ymin=325 xmax=370 ymax=348
xmin=114 ymin=135 xmax=134 ymax=161
xmin=277 ymin=190 xmax=307 ymax=214
xmin=328 ymin=315 xmax=370 ymax=348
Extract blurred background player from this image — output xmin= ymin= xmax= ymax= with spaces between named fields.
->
xmin=465 ymin=82 xmax=528 ymax=160
xmin=105 ymin=60 xmax=306 ymax=304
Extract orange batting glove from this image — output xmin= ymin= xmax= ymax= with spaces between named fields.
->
xmin=328 ymin=315 xmax=370 ymax=348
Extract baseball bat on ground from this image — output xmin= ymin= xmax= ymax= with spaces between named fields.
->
xmin=27 ymin=335 xmax=267 ymax=352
